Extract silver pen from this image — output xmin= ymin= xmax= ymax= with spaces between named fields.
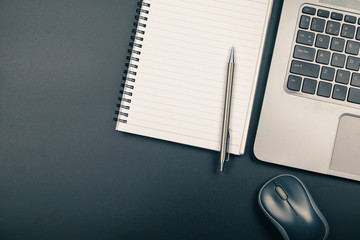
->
xmin=220 ymin=47 xmax=235 ymax=172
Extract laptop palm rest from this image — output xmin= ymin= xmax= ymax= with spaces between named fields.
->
xmin=331 ymin=115 xmax=360 ymax=176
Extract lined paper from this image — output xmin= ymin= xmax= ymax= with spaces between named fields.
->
xmin=117 ymin=0 xmax=271 ymax=154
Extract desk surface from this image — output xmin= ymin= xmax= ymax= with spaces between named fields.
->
xmin=1 ymin=1 xmax=359 ymax=239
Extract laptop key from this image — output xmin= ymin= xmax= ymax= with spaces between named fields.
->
xmin=302 ymin=6 xmax=316 ymax=15
xmin=331 ymin=12 xmax=343 ymax=21
xmin=294 ymin=45 xmax=315 ymax=61
xmin=316 ymin=50 xmax=330 ymax=64
xmin=296 ymin=30 xmax=315 ymax=45
xmin=302 ymin=78 xmax=317 ymax=94
xmin=357 ymin=27 xmax=360 ymax=40
xmin=341 ymin=24 xmax=356 ymax=39
xmin=351 ymin=73 xmax=360 ymax=87
xmin=344 ymin=15 xmax=356 ymax=23
xmin=345 ymin=40 xmax=360 ymax=55
xmin=287 ymin=75 xmax=302 ymax=91
xmin=311 ymin=18 xmax=325 ymax=32
xmin=326 ymin=21 xmax=340 ymax=35
xmin=320 ymin=66 xmax=335 ymax=81
xmin=348 ymin=88 xmax=360 ymax=104
xmin=331 ymin=53 xmax=346 ymax=68
xmin=332 ymin=84 xmax=347 ymax=101
xmin=335 ymin=70 xmax=350 ymax=84
xmin=315 ymin=34 xmax=330 ymax=49
xmin=317 ymin=9 xmax=329 ymax=18
xmin=346 ymin=56 xmax=360 ymax=71
xmin=290 ymin=60 xmax=320 ymax=78
xmin=299 ymin=15 xmax=311 ymax=29
xmin=330 ymin=37 xmax=345 ymax=52
xmin=317 ymin=81 xmax=332 ymax=97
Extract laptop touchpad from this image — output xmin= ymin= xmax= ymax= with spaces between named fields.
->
xmin=331 ymin=115 xmax=360 ymax=176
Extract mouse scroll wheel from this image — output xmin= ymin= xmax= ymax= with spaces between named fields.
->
xmin=275 ymin=186 xmax=288 ymax=200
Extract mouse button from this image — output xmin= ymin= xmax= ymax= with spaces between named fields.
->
xmin=259 ymin=184 xmax=296 ymax=223
xmin=278 ymin=177 xmax=323 ymax=224
xmin=275 ymin=176 xmax=310 ymax=209
xmin=287 ymin=197 xmax=325 ymax=227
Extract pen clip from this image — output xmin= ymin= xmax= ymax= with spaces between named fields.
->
xmin=226 ymin=129 xmax=231 ymax=162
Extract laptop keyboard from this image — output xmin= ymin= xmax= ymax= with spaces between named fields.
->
xmin=286 ymin=5 xmax=360 ymax=108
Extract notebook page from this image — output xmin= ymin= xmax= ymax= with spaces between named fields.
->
xmin=117 ymin=0 xmax=271 ymax=154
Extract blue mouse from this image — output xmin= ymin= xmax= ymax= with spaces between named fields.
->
xmin=258 ymin=174 xmax=329 ymax=240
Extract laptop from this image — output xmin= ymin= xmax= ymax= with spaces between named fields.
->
xmin=255 ymin=0 xmax=360 ymax=181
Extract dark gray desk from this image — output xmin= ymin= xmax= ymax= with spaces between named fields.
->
xmin=0 ymin=1 xmax=359 ymax=239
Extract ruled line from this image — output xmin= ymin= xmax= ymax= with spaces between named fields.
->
xmin=126 ymin=116 xmax=243 ymax=142
xmin=124 ymin=122 xmax=242 ymax=149
xmin=149 ymin=6 xmax=264 ymax=29
xmin=153 ymin=0 xmax=267 ymax=18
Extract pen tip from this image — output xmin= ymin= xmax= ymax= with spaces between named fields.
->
xmin=230 ymin=47 xmax=234 ymax=63
xmin=220 ymin=162 xmax=224 ymax=172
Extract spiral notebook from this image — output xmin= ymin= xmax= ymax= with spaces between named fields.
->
xmin=115 ymin=0 xmax=273 ymax=155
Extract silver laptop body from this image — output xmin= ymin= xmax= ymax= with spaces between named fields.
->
xmin=255 ymin=0 xmax=360 ymax=181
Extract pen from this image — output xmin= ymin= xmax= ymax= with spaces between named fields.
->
xmin=220 ymin=47 xmax=235 ymax=172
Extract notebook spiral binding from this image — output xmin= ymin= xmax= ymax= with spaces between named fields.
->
xmin=114 ymin=1 xmax=151 ymax=124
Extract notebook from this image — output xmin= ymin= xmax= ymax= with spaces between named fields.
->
xmin=115 ymin=0 xmax=273 ymax=155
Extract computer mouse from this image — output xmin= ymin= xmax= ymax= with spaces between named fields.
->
xmin=258 ymin=174 xmax=329 ymax=240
